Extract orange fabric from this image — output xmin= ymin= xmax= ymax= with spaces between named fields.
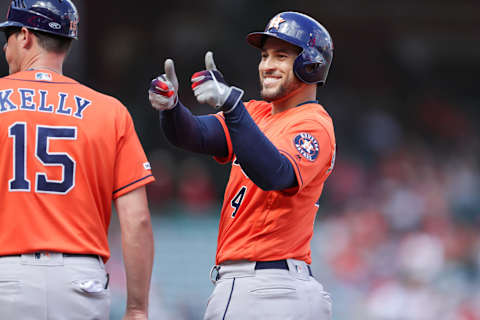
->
xmin=214 ymin=100 xmax=336 ymax=264
xmin=212 ymin=113 xmax=234 ymax=164
xmin=0 ymin=70 xmax=154 ymax=261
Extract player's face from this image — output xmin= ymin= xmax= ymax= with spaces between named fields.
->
xmin=259 ymin=37 xmax=302 ymax=101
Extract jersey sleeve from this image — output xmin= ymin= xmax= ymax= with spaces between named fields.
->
xmin=212 ymin=112 xmax=234 ymax=164
xmin=273 ymin=119 xmax=335 ymax=194
xmin=112 ymin=106 xmax=155 ymax=199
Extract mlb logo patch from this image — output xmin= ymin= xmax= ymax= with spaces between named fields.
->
xmin=294 ymin=132 xmax=319 ymax=161
xmin=143 ymin=162 xmax=151 ymax=170
xmin=35 ymin=72 xmax=52 ymax=81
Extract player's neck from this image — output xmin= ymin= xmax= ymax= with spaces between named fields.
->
xmin=21 ymin=50 xmax=64 ymax=74
xmin=271 ymin=84 xmax=317 ymax=115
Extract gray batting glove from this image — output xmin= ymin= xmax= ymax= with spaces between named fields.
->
xmin=149 ymin=59 xmax=179 ymax=111
xmin=191 ymin=51 xmax=244 ymax=113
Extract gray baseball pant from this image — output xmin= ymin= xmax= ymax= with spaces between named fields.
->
xmin=204 ymin=259 xmax=332 ymax=320
xmin=0 ymin=252 xmax=110 ymax=320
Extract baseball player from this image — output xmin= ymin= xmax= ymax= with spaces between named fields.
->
xmin=0 ymin=1 xmax=155 ymax=319
xmin=149 ymin=11 xmax=335 ymax=320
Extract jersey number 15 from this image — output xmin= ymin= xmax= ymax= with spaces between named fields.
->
xmin=8 ymin=122 xmax=76 ymax=194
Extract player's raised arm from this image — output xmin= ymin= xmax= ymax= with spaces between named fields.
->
xmin=190 ymin=52 xmax=297 ymax=191
xmin=148 ymin=59 xmax=229 ymax=157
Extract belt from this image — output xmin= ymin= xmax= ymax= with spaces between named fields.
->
xmin=210 ymin=259 xmax=314 ymax=284
xmin=64 ymin=253 xmax=98 ymax=258
xmin=255 ymin=260 xmax=313 ymax=277
xmin=1 ymin=253 xmax=98 ymax=259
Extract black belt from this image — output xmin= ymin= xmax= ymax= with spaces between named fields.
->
xmin=1 ymin=253 xmax=98 ymax=259
xmin=255 ymin=260 xmax=313 ymax=277
xmin=64 ymin=253 xmax=98 ymax=258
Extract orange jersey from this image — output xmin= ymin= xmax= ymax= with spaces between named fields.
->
xmin=213 ymin=100 xmax=335 ymax=264
xmin=0 ymin=70 xmax=154 ymax=261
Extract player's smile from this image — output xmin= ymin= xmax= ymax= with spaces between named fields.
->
xmin=262 ymin=75 xmax=282 ymax=87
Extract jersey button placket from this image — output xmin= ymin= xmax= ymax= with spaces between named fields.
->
xmin=265 ymin=194 xmax=274 ymax=209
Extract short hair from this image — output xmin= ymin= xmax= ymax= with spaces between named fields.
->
xmin=3 ymin=26 xmax=20 ymax=41
xmin=31 ymin=30 xmax=73 ymax=54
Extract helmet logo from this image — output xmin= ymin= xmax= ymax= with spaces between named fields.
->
xmin=49 ymin=22 xmax=61 ymax=29
xmin=267 ymin=15 xmax=286 ymax=31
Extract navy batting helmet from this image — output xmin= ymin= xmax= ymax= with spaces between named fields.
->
xmin=0 ymin=0 xmax=79 ymax=39
xmin=247 ymin=12 xmax=333 ymax=85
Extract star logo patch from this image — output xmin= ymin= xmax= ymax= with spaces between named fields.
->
xmin=267 ymin=15 xmax=286 ymax=31
xmin=294 ymin=133 xmax=319 ymax=161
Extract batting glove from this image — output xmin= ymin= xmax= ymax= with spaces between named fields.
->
xmin=149 ymin=59 xmax=179 ymax=111
xmin=191 ymin=51 xmax=244 ymax=113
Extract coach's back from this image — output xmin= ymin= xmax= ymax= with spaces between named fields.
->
xmin=0 ymin=70 xmax=151 ymax=260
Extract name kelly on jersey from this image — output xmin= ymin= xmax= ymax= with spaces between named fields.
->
xmin=0 ymin=88 xmax=91 ymax=119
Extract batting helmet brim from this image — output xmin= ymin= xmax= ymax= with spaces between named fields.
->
xmin=246 ymin=32 xmax=265 ymax=48
xmin=0 ymin=21 xmax=24 ymax=30
xmin=0 ymin=21 xmax=78 ymax=39
xmin=246 ymin=31 xmax=304 ymax=51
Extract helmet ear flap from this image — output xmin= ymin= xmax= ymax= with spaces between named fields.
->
xmin=302 ymin=47 xmax=326 ymax=66
xmin=304 ymin=63 xmax=320 ymax=74
xmin=293 ymin=47 xmax=328 ymax=84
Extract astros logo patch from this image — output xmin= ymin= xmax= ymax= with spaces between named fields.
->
xmin=294 ymin=133 xmax=319 ymax=161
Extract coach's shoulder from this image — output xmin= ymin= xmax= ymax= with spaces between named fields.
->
xmin=79 ymin=84 xmax=127 ymax=109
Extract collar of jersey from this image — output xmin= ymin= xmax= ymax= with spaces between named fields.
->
xmin=5 ymin=69 xmax=78 ymax=84
xmin=296 ymin=100 xmax=318 ymax=107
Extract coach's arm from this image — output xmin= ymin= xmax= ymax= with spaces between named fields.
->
xmin=114 ymin=186 xmax=154 ymax=320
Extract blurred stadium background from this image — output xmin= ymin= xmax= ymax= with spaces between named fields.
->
xmin=1 ymin=0 xmax=479 ymax=319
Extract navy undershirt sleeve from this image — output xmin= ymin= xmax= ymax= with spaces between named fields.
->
xmin=224 ymin=102 xmax=297 ymax=191
xmin=160 ymin=101 xmax=228 ymax=157
xmin=160 ymin=100 xmax=297 ymax=191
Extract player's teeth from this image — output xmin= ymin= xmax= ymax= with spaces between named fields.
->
xmin=263 ymin=77 xmax=279 ymax=86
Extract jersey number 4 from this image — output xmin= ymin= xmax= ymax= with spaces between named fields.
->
xmin=230 ymin=186 xmax=247 ymax=218
xmin=8 ymin=122 xmax=76 ymax=194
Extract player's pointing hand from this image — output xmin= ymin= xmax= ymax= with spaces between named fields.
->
xmin=149 ymin=59 xmax=179 ymax=111
xmin=191 ymin=51 xmax=244 ymax=113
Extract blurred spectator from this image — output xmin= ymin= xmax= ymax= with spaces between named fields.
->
xmin=177 ymin=157 xmax=216 ymax=214
xmin=313 ymin=126 xmax=480 ymax=320
xmin=146 ymin=150 xmax=175 ymax=210
xmin=365 ymin=233 xmax=445 ymax=320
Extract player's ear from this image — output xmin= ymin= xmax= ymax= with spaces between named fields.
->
xmin=19 ymin=27 xmax=34 ymax=49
